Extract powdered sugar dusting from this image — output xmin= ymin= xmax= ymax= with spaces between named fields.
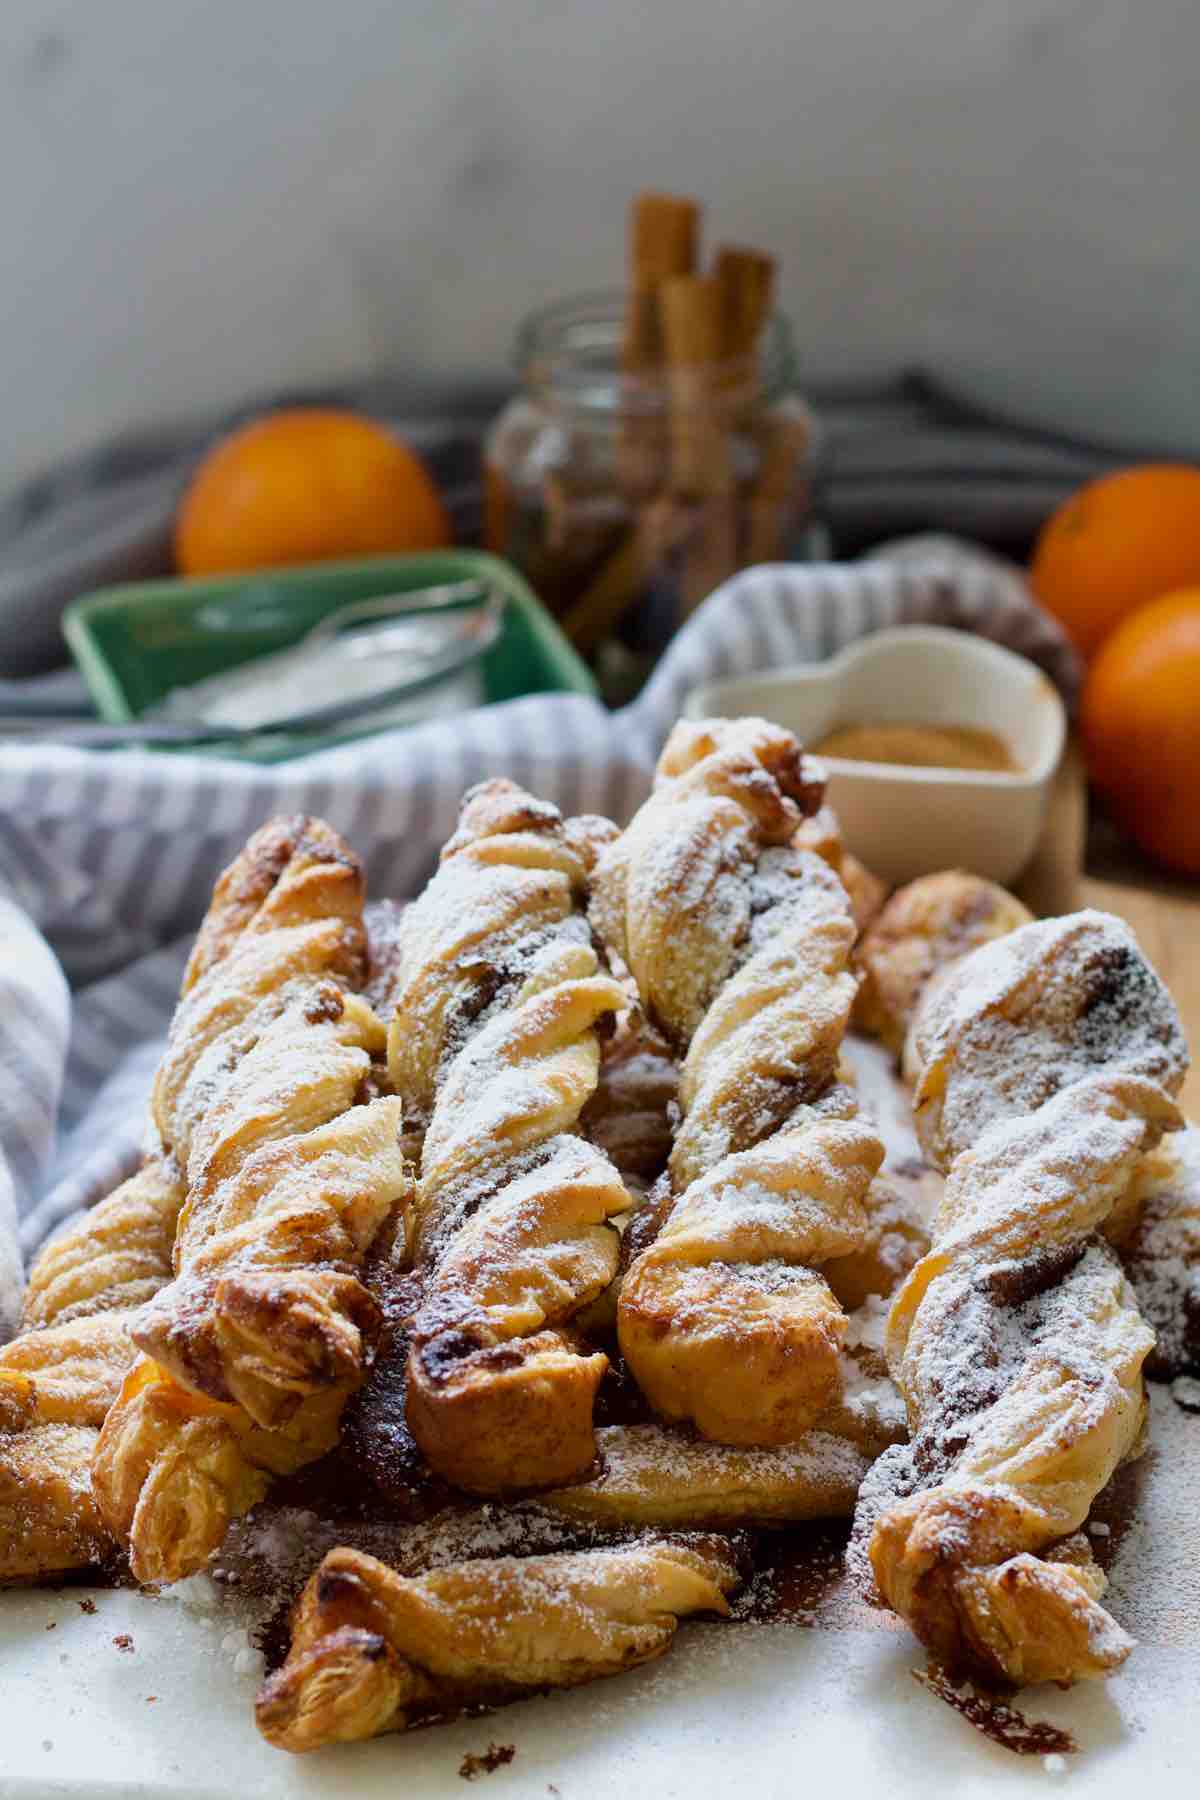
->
xmin=911 ymin=911 xmax=1188 ymax=1166
xmin=1121 ymin=1124 xmax=1200 ymax=1377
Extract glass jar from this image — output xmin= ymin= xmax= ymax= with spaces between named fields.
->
xmin=484 ymin=292 xmax=825 ymax=668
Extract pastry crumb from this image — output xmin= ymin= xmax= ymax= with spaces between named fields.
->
xmin=459 ymin=1742 xmax=517 ymax=1779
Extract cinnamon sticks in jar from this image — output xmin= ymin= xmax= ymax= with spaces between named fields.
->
xmin=485 ymin=190 xmax=818 ymax=661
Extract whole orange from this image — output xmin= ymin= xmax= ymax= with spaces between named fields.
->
xmin=1081 ymin=588 xmax=1200 ymax=876
xmin=1030 ymin=463 xmax=1200 ymax=659
xmin=175 ymin=408 xmax=452 ymax=575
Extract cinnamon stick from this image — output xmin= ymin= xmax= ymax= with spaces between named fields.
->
xmin=745 ymin=408 xmax=812 ymax=564
xmin=622 ymin=193 xmax=700 ymax=369
xmin=714 ymin=245 xmax=776 ymax=358
xmin=659 ymin=274 xmax=738 ymax=610
xmin=561 ymin=497 xmax=692 ymax=653
xmin=660 ymin=275 xmax=733 ymax=500
xmin=618 ymin=193 xmax=700 ymax=500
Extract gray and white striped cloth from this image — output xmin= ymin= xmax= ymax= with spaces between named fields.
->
xmin=0 ymin=542 xmax=1078 ymax=1339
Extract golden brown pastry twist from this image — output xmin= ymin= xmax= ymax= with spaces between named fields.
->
xmin=541 ymin=1420 xmax=875 ymax=1528
xmin=852 ymin=870 xmax=1033 ymax=1059
xmin=855 ymin=878 xmax=1200 ymax=1377
xmin=794 ymin=803 xmax=888 ymax=936
xmin=907 ymin=908 xmax=1189 ymax=1171
xmin=862 ymin=911 xmax=1189 ymax=1686
xmin=256 ymin=1537 xmax=741 ymax=1751
xmin=94 ymin=816 xmax=410 ymax=1583
xmin=591 ymin=717 xmax=826 ymax=1054
xmin=620 ymin=1110 xmax=884 ymax=1444
xmin=594 ymin=720 xmax=884 ymax=1443
xmin=0 ymin=1159 xmax=184 ymax=1583
xmin=153 ymin=816 xmax=367 ymax=1171
xmin=137 ymin=998 xmax=401 ymax=1425
xmin=20 ymin=1161 xmax=186 ymax=1332
xmin=389 ymin=781 xmax=630 ymax=1493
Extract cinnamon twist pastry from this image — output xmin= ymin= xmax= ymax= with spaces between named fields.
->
xmin=856 ymin=879 xmax=1200 ymax=1377
xmin=542 ymin=1421 xmax=872 ymax=1528
xmin=794 ymin=803 xmax=888 ymax=936
xmin=0 ymin=1159 xmax=184 ymax=1582
xmin=591 ymin=718 xmax=826 ymax=1055
xmin=862 ymin=911 xmax=1189 ymax=1686
xmin=621 ymin=1112 xmax=884 ymax=1444
xmin=594 ymin=720 xmax=884 ymax=1443
xmin=137 ymin=1000 xmax=400 ymax=1424
xmin=389 ymin=781 xmax=630 ymax=1493
xmin=852 ymin=870 xmax=1033 ymax=1059
xmin=256 ymin=1537 xmax=741 ymax=1751
xmin=908 ymin=908 xmax=1188 ymax=1171
xmin=93 ymin=1357 xmax=348 ymax=1585
xmin=20 ymin=1161 xmax=186 ymax=1332
xmin=94 ymin=816 xmax=411 ymax=1583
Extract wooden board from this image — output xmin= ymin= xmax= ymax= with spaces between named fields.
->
xmin=1012 ymin=738 xmax=1200 ymax=1116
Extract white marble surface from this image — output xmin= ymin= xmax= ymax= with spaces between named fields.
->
xmin=3 ymin=0 xmax=1200 ymax=489
xmin=2 ymin=1577 xmax=1198 ymax=1799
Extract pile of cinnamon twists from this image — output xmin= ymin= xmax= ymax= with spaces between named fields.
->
xmin=1 ymin=718 xmax=1196 ymax=1754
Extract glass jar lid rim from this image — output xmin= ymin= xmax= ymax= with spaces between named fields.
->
xmin=514 ymin=287 xmax=796 ymax=399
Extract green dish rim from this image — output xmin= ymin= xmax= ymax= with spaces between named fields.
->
xmin=63 ymin=549 xmax=597 ymax=737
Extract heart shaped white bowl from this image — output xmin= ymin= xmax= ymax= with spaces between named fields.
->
xmin=683 ymin=626 xmax=1067 ymax=887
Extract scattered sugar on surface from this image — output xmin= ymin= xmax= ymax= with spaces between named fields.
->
xmin=1172 ymin=1375 xmax=1200 ymax=1412
xmin=1098 ymin=1381 xmax=1200 ymax=1648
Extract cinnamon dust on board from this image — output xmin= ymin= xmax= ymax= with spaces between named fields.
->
xmin=459 ymin=1742 xmax=516 ymax=1780
xmin=912 ymin=1665 xmax=1076 ymax=1757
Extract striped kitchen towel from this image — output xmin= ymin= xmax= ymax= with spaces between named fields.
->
xmin=0 ymin=540 xmax=1078 ymax=1326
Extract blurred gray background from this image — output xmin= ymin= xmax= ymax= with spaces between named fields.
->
xmin=4 ymin=0 xmax=1197 ymax=488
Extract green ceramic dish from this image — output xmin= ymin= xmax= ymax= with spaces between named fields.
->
xmin=63 ymin=550 xmax=596 ymax=762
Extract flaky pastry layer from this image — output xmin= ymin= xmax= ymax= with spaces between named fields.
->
xmin=392 ymin=781 xmax=629 ymax=1493
xmin=863 ymin=912 xmax=1188 ymax=1687
xmin=256 ymin=1538 xmax=740 ymax=1751
xmin=0 ymin=1159 xmax=183 ymax=1583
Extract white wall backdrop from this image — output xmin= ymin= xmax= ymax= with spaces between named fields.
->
xmin=3 ymin=0 xmax=1198 ymax=487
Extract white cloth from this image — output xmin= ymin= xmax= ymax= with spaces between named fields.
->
xmin=0 ymin=544 xmax=1078 ymax=1335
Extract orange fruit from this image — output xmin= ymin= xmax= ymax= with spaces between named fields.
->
xmin=175 ymin=408 xmax=452 ymax=575
xmin=1080 ymin=588 xmax=1200 ymax=876
xmin=1030 ymin=463 xmax=1200 ymax=659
